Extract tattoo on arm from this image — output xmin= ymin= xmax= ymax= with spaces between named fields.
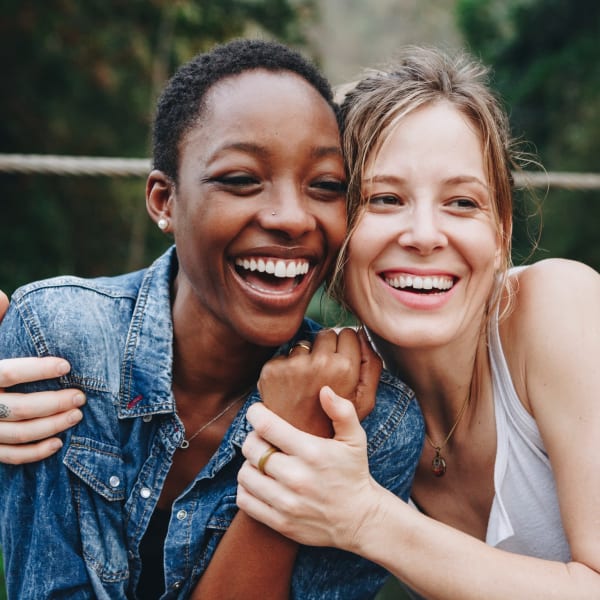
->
xmin=0 ymin=404 xmax=11 ymax=419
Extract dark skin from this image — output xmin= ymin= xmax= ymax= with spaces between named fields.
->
xmin=146 ymin=68 xmax=355 ymax=599
xmin=192 ymin=328 xmax=381 ymax=600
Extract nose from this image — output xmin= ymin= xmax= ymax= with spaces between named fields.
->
xmin=397 ymin=202 xmax=447 ymax=254
xmin=260 ymin=183 xmax=316 ymax=239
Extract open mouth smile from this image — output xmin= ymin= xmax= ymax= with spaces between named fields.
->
xmin=383 ymin=273 xmax=455 ymax=294
xmin=234 ymin=257 xmax=311 ymax=293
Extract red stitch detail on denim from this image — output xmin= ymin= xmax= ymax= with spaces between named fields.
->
xmin=127 ymin=394 xmax=143 ymax=409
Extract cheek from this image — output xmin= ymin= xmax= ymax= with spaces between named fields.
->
xmin=323 ymin=203 xmax=348 ymax=254
xmin=343 ymin=237 xmax=372 ymax=312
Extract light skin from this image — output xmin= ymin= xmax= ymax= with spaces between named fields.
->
xmin=237 ymin=102 xmax=600 ymax=598
xmin=0 ymin=291 xmax=85 ymax=464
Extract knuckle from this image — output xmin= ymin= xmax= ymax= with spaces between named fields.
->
xmin=8 ymin=426 xmax=32 ymax=445
xmin=302 ymin=443 xmax=321 ymax=466
xmin=278 ymin=492 xmax=301 ymax=517
xmin=0 ymin=361 xmax=19 ymax=388
xmin=0 ymin=446 xmax=22 ymax=465
xmin=316 ymin=328 xmax=336 ymax=342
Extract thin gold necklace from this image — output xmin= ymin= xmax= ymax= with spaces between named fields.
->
xmin=425 ymin=386 xmax=471 ymax=477
xmin=179 ymin=393 xmax=246 ymax=450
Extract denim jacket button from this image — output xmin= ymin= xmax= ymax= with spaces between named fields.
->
xmin=142 ymin=415 xmax=152 ymax=423
xmin=109 ymin=476 xmax=120 ymax=488
xmin=140 ymin=487 xmax=151 ymax=499
xmin=176 ymin=509 xmax=187 ymax=521
xmin=173 ymin=581 xmax=182 ymax=590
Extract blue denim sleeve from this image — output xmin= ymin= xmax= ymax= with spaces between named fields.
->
xmin=289 ymin=373 xmax=424 ymax=599
xmin=0 ymin=300 xmax=117 ymax=599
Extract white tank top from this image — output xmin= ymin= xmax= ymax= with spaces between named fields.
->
xmin=485 ymin=286 xmax=570 ymax=560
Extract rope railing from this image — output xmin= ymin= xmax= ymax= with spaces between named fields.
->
xmin=1 ymin=153 xmax=600 ymax=190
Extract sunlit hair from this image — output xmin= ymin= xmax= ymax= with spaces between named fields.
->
xmin=329 ymin=46 xmax=523 ymax=320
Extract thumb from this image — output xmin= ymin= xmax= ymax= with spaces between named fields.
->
xmin=319 ymin=385 xmax=365 ymax=445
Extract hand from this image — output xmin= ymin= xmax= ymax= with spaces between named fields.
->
xmin=0 ymin=291 xmax=85 ymax=464
xmin=238 ymin=387 xmax=383 ymax=551
xmin=258 ymin=328 xmax=381 ymax=437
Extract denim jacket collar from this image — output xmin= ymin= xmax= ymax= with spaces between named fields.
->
xmin=116 ymin=247 xmax=290 ymax=439
xmin=119 ymin=247 xmax=176 ymax=419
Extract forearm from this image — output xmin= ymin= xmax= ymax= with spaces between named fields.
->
xmin=190 ymin=511 xmax=297 ymax=600
xmin=355 ymin=486 xmax=600 ymax=600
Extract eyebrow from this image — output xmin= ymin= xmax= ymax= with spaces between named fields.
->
xmin=442 ymin=175 xmax=489 ymax=189
xmin=213 ymin=142 xmax=342 ymax=160
xmin=365 ymin=174 xmax=488 ymax=189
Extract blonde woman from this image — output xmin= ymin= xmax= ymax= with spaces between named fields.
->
xmin=237 ymin=47 xmax=600 ymax=598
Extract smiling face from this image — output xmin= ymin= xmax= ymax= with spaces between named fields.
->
xmin=155 ymin=70 xmax=346 ymax=347
xmin=345 ymin=101 xmax=501 ymax=350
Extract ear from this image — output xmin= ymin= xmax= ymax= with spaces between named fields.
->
xmin=146 ymin=169 xmax=175 ymax=231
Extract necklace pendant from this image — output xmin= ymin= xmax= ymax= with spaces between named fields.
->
xmin=180 ymin=439 xmax=190 ymax=450
xmin=431 ymin=449 xmax=446 ymax=477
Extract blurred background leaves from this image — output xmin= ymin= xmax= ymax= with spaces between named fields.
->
xmin=1 ymin=0 xmax=598 ymax=304
xmin=0 ymin=3 xmax=598 ymax=593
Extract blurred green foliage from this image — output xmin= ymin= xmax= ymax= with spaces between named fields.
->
xmin=0 ymin=1 xmax=598 ymax=598
xmin=457 ymin=0 xmax=600 ymax=269
xmin=0 ymin=0 xmax=318 ymax=295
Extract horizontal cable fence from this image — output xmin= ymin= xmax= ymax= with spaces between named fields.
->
xmin=1 ymin=153 xmax=600 ymax=190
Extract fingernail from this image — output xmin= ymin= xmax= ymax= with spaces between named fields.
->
xmin=68 ymin=409 xmax=83 ymax=424
xmin=72 ymin=392 xmax=86 ymax=407
xmin=49 ymin=439 xmax=63 ymax=451
xmin=56 ymin=360 xmax=71 ymax=376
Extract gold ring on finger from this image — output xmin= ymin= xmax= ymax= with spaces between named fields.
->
xmin=257 ymin=445 xmax=280 ymax=475
xmin=288 ymin=340 xmax=312 ymax=356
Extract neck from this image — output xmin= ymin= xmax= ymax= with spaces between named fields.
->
xmin=170 ymin=284 xmax=276 ymax=405
xmin=370 ymin=327 xmax=488 ymax=433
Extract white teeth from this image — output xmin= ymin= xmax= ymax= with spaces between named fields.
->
xmin=235 ymin=258 xmax=310 ymax=279
xmin=274 ymin=261 xmax=287 ymax=277
xmin=385 ymin=274 xmax=454 ymax=291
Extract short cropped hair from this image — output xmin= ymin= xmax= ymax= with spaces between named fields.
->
xmin=152 ymin=38 xmax=335 ymax=181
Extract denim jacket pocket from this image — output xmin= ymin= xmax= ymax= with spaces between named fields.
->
xmin=64 ymin=436 xmax=130 ymax=583
xmin=205 ymin=493 xmax=237 ymax=532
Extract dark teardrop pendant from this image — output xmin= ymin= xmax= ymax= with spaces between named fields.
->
xmin=431 ymin=451 xmax=446 ymax=477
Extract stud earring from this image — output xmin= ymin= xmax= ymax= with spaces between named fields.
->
xmin=271 ymin=211 xmax=277 ymax=216
xmin=157 ymin=217 xmax=169 ymax=231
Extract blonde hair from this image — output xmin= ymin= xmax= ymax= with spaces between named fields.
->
xmin=329 ymin=46 xmax=522 ymax=318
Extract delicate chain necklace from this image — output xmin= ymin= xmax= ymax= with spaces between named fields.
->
xmin=425 ymin=386 xmax=471 ymax=477
xmin=179 ymin=393 xmax=246 ymax=450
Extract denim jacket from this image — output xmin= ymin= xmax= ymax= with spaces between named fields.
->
xmin=0 ymin=247 xmax=424 ymax=600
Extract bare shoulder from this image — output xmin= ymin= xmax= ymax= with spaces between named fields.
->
xmin=508 ymin=258 xmax=600 ymax=326
xmin=501 ymin=258 xmax=600 ymax=367
xmin=500 ymin=259 xmax=600 ymax=413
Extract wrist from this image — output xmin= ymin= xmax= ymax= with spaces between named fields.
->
xmin=344 ymin=479 xmax=391 ymax=556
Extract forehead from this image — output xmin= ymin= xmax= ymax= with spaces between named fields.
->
xmin=367 ymin=102 xmax=485 ymax=181
xmin=196 ymin=69 xmax=339 ymax=146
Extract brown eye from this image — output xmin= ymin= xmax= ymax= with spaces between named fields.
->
xmin=448 ymin=197 xmax=478 ymax=209
xmin=369 ymin=194 xmax=403 ymax=207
